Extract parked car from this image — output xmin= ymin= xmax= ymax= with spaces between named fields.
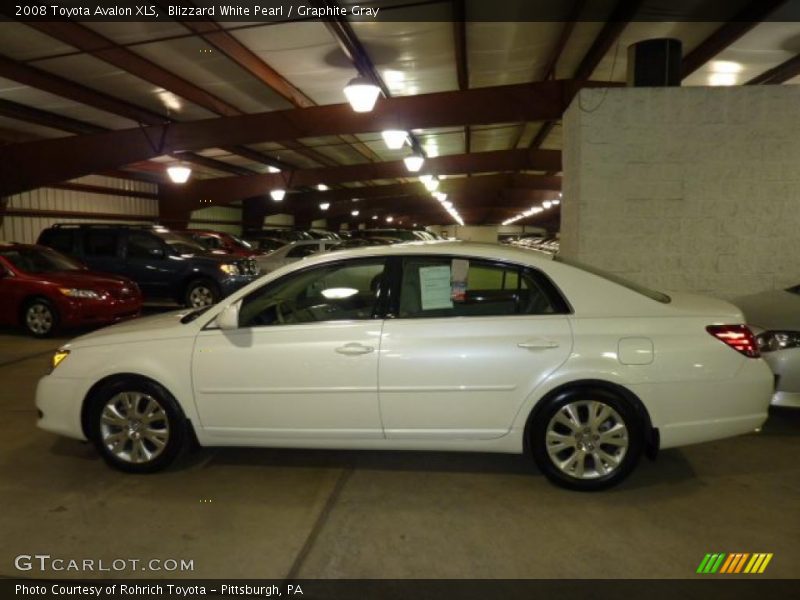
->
xmin=735 ymin=283 xmax=800 ymax=408
xmin=177 ymin=229 xmax=264 ymax=258
xmin=332 ymin=238 xmax=397 ymax=250
xmin=307 ymin=229 xmax=341 ymax=240
xmin=37 ymin=242 xmax=772 ymax=490
xmin=0 ymin=242 xmax=142 ymax=337
xmin=355 ymin=229 xmax=424 ymax=242
xmin=37 ymin=224 xmax=260 ymax=309
xmin=256 ymin=239 xmax=341 ymax=273
xmin=242 ymin=236 xmax=286 ymax=254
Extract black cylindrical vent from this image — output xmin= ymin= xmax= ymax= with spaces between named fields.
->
xmin=627 ymin=38 xmax=683 ymax=87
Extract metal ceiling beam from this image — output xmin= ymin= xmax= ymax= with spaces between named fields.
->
xmin=292 ymin=173 xmax=561 ymax=208
xmin=747 ymin=52 xmax=800 ymax=84
xmin=681 ymin=0 xmax=788 ymax=79
xmin=453 ymin=0 xmax=471 ymax=155
xmin=0 ymin=99 xmax=250 ymax=179
xmin=0 ymin=79 xmax=588 ymax=195
xmin=317 ymin=0 xmax=427 ymax=159
xmin=528 ymin=0 xmax=641 ymax=151
xmin=165 ymin=149 xmax=562 ymax=211
xmin=23 ymin=21 xmax=328 ymax=169
xmin=0 ymin=52 xmax=290 ymax=173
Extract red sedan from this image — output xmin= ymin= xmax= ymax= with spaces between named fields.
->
xmin=0 ymin=243 xmax=142 ymax=337
xmin=177 ymin=229 xmax=264 ymax=258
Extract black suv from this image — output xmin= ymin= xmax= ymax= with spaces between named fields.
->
xmin=37 ymin=224 xmax=260 ymax=308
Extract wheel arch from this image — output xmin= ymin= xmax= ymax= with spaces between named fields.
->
xmin=80 ymin=372 xmax=196 ymax=443
xmin=522 ymin=379 xmax=659 ymax=459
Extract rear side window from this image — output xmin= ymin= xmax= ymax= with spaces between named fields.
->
xmin=83 ymin=230 xmax=118 ymax=257
xmin=126 ymin=232 xmax=163 ymax=259
xmin=398 ymin=256 xmax=569 ymax=319
xmin=194 ymin=235 xmax=221 ymax=250
xmin=40 ymin=229 xmax=74 ymax=254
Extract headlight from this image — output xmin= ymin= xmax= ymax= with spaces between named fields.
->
xmin=756 ymin=330 xmax=800 ymax=352
xmin=220 ymin=263 xmax=241 ymax=276
xmin=51 ymin=349 xmax=70 ymax=372
xmin=59 ymin=288 xmax=100 ymax=299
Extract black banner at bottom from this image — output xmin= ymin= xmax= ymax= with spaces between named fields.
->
xmin=3 ymin=579 xmax=799 ymax=600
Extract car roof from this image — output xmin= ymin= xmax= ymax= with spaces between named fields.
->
xmin=288 ymin=240 xmax=554 ymax=268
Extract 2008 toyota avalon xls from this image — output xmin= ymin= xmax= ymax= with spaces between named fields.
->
xmin=36 ymin=242 xmax=773 ymax=490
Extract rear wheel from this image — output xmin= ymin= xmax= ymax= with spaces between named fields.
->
xmin=530 ymin=387 xmax=643 ymax=491
xmin=184 ymin=279 xmax=220 ymax=308
xmin=88 ymin=377 xmax=187 ymax=473
xmin=23 ymin=298 xmax=58 ymax=338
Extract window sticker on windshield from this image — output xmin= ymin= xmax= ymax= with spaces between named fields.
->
xmin=419 ymin=265 xmax=454 ymax=310
xmin=451 ymin=259 xmax=469 ymax=302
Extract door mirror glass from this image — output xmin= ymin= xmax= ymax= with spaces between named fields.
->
xmin=217 ymin=300 xmax=241 ymax=330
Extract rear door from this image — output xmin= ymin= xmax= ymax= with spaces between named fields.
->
xmin=79 ymin=229 xmax=122 ymax=275
xmin=378 ymin=255 xmax=573 ymax=440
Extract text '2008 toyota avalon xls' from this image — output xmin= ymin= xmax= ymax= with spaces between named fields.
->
xmin=36 ymin=242 xmax=773 ymax=490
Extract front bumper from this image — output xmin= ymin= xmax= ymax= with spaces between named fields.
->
xmin=36 ymin=374 xmax=89 ymax=441
xmin=59 ymin=296 xmax=142 ymax=328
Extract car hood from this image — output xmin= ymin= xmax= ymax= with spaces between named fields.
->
xmin=64 ymin=308 xmax=196 ymax=349
xmin=733 ymin=289 xmax=800 ymax=331
xmin=33 ymin=270 xmax=134 ymax=291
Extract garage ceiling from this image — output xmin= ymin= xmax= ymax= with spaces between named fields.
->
xmin=1 ymin=0 xmax=799 ymax=226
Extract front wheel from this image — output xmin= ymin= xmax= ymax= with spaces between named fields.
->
xmin=530 ymin=388 xmax=643 ymax=491
xmin=88 ymin=378 xmax=187 ymax=473
xmin=184 ymin=279 xmax=220 ymax=308
xmin=23 ymin=298 xmax=58 ymax=338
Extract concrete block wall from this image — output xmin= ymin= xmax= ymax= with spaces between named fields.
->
xmin=561 ymin=85 xmax=800 ymax=299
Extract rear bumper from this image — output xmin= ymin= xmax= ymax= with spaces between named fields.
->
xmin=631 ymin=358 xmax=773 ymax=450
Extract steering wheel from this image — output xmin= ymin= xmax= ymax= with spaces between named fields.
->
xmin=273 ymin=299 xmax=297 ymax=324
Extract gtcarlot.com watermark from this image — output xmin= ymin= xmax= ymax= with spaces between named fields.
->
xmin=14 ymin=554 xmax=194 ymax=573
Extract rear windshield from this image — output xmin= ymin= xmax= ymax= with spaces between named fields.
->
xmin=555 ymin=256 xmax=671 ymax=303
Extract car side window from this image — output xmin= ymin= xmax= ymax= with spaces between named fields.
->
xmin=126 ymin=232 xmax=163 ymax=259
xmin=286 ymin=245 xmax=319 ymax=258
xmin=238 ymin=259 xmax=386 ymax=327
xmin=41 ymin=230 xmax=74 ymax=254
xmin=195 ymin=235 xmax=221 ymax=250
xmin=398 ymin=256 xmax=568 ymax=318
xmin=83 ymin=230 xmax=118 ymax=257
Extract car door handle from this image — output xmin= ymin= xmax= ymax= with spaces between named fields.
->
xmin=518 ymin=339 xmax=560 ymax=349
xmin=335 ymin=343 xmax=374 ymax=356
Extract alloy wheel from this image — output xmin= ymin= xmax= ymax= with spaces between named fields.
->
xmin=26 ymin=303 xmax=53 ymax=335
xmin=545 ymin=400 xmax=629 ymax=479
xmin=188 ymin=285 xmax=214 ymax=308
xmin=99 ymin=392 xmax=170 ymax=464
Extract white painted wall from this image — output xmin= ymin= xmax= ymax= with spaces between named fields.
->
xmin=263 ymin=214 xmax=294 ymax=227
xmin=189 ymin=205 xmax=242 ymax=235
xmin=1 ymin=176 xmax=158 ymax=244
xmin=562 ymin=85 xmax=800 ymax=299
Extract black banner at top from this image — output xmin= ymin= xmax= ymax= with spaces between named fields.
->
xmin=5 ymin=0 xmax=800 ymax=22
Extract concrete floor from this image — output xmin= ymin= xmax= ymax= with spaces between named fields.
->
xmin=1 ymin=327 xmax=798 ymax=580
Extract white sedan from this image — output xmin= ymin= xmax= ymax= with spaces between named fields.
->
xmin=37 ymin=242 xmax=772 ymax=490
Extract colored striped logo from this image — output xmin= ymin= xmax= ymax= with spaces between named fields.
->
xmin=696 ymin=553 xmax=773 ymax=574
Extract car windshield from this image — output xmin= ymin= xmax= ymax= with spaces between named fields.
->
xmin=555 ymin=256 xmax=671 ymax=303
xmin=1 ymin=247 xmax=83 ymax=273
xmin=229 ymin=235 xmax=253 ymax=250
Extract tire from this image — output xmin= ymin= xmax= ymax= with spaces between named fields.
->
xmin=22 ymin=298 xmax=58 ymax=338
xmin=87 ymin=377 xmax=188 ymax=474
xmin=530 ymin=387 xmax=644 ymax=491
xmin=184 ymin=278 xmax=220 ymax=308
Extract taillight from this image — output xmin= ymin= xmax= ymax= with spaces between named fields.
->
xmin=706 ymin=325 xmax=760 ymax=358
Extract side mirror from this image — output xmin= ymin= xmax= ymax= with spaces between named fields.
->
xmin=217 ymin=300 xmax=241 ymax=330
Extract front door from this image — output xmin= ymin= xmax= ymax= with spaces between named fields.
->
xmin=192 ymin=257 xmax=388 ymax=439
xmin=379 ymin=256 xmax=573 ymax=440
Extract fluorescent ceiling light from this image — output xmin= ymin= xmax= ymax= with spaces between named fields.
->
xmin=343 ymin=76 xmax=381 ymax=112
xmin=423 ymin=178 xmax=439 ymax=192
xmin=267 ymin=166 xmax=281 ymax=173
xmin=543 ymin=201 xmax=552 ymax=209
xmin=381 ymin=130 xmax=408 ymax=149
xmin=270 ymin=189 xmax=286 ymax=201
xmin=351 ymin=210 xmax=360 ymax=217
xmin=404 ymin=155 xmax=424 ymax=172
xmin=319 ymin=202 xmax=330 ymax=211
xmin=166 ymin=163 xmax=191 ymax=184
xmin=386 ymin=216 xmax=394 ymax=223
xmin=317 ymin=184 xmax=329 ymax=191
